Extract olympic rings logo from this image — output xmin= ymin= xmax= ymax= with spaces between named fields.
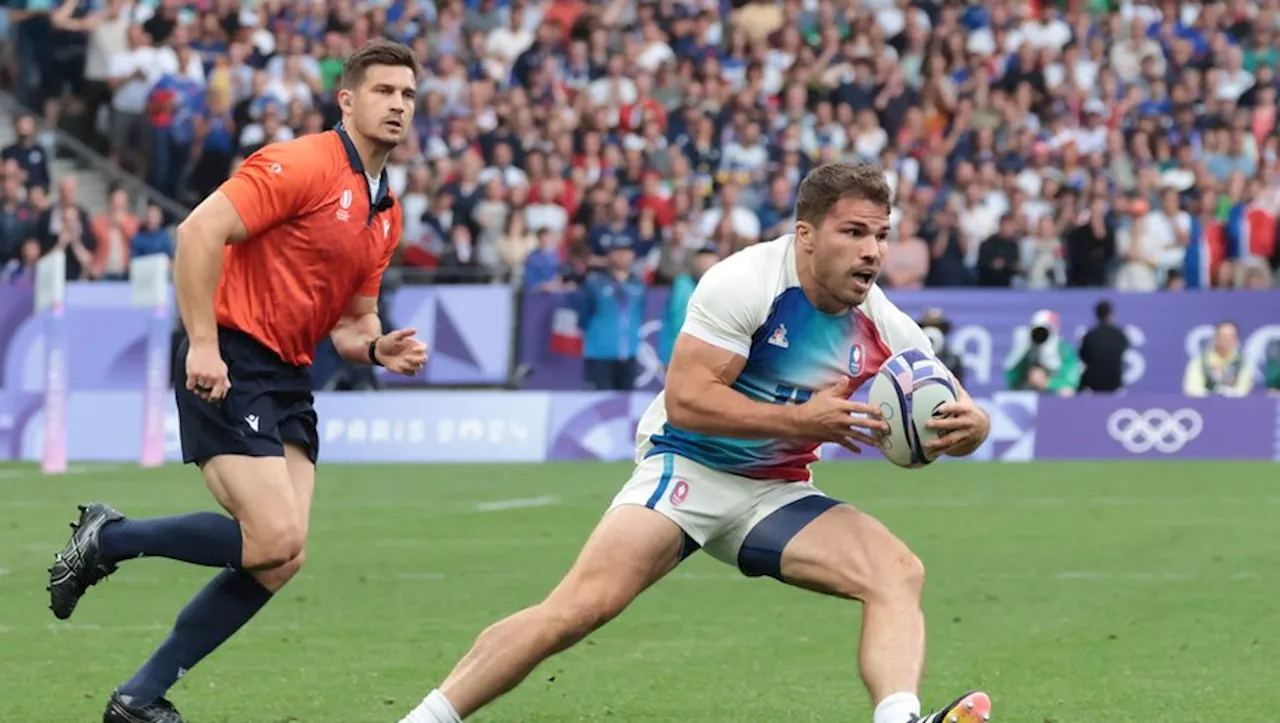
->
xmin=1105 ymin=408 xmax=1204 ymax=454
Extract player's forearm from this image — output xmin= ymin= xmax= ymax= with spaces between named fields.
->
xmin=666 ymin=381 xmax=800 ymax=439
xmin=173 ymin=222 xmax=226 ymax=347
xmin=330 ymin=313 xmax=382 ymax=365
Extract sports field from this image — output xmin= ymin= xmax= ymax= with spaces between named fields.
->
xmin=1 ymin=460 xmax=1275 ymax=722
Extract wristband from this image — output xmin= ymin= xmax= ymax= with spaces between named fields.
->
xmin=368 ymin=337 xmax=383 ymax=367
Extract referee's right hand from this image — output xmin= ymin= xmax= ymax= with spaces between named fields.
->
xmin=187 ymin=342 xmax=231 ymax=403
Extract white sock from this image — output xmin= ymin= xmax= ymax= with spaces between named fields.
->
xmin=873 ymin=691 xmax=921 ymax=723
xmin=400 ymin=689 xmax=462 ymax=723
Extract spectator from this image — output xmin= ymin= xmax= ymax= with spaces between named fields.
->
xmin=437 ymin=225 xmax=487 ymax=284
xmin=659 ymin=242 xmax=718 ymax=367
xmin=1078 ymin=300 xmax=1129 ymax=394
xmin=0 ymin=239 xmax=41 ymax=286
xmin=34 ymin=177 xmax=95 ymax=281
xmin=1 ymin=115 xmax=50 ymax=191
xmin=1264 ymin=340 xmax=1280 ymax=395
xmin=91 ymin=187 xmax=139 ymax=281
xmin=523 ymin=228 xmax=564 ymax=291
xmin=131 ymin=204 xmax=173 ymax=260
xmin=576 ymin=241 xmax=645 ymax=392
xmin=882 ymin=216 xmax=930 ymax=290
xmin=588 ymin=196 xmax=641 ymax=262
xmin=976 ymin=214 xmax=1021 ymax=288
xmin=1065 ymin=197 xmax=1116 ymax=288
xmin=918 ymin=308 xmax=965 ymax=387
xmin=1115 ymin=198 xmax=1177 ymax=292
xmin=756 ymin=176 xmax=794 ymax=241
xmin=0 ymin=175 xmax=35 ymax=265
xmin=497 ymin=208 xmax=538 ymax=276
xmin=107 ymin=24 xmax=169 ymax=175
xmin=1184 ymin=321 xmax=1256 ymax=397
xmin=1020 ymin=216 xmax=1066 ymax=289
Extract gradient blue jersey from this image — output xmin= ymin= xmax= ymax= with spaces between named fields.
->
xmin=639 ymin=235 xmax=931 ymax=482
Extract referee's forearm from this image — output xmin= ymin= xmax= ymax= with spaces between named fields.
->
xmin=173 ymin=223 xmax=226 ymax=347
xmin=331 ymin=313 xmax=382 ymax=365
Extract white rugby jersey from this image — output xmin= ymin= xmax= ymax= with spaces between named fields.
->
xmin=637 ymin=234 xmax=931 ymax=482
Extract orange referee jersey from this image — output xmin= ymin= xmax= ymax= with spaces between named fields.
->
xmin=214 ymin=125 xmax=403 ymax=366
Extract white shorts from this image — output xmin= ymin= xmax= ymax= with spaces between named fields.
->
xmin=608 ymin=452 xmax=842 ymax=579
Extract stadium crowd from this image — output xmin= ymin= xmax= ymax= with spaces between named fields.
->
xmin=3 ymin=0 xmax=1280 ymax=292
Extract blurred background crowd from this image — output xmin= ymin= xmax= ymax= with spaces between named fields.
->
xmin=2 ymin=0 xmax=1280 ymax=293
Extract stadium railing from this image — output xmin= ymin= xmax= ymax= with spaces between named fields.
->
xmin=0 ymin=89 xmax=192 ymax=220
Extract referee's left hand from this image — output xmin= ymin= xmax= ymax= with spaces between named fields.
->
xmin=375 ymin=328 xmax=429 ymax=376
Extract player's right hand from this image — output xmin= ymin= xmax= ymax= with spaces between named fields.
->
xmin=795 ymin=376 xmax=888 ymax=455
xmin=186 ymin=341 xmax=231 ymax=403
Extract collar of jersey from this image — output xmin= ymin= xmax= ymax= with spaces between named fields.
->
xmin=333 ymin=123 xmax=395 ymax=215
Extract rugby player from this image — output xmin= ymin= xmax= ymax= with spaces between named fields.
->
xmin=47 ymin=39 xmax=427 ymax=723
xmin=399 ymin=163 xmax=993 ymax=723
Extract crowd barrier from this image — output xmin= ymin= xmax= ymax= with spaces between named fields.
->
xmin=0 ymin=390 xmax=1276 ymax=464
xmin=4 ymin=285 xmax=1279 ymax=400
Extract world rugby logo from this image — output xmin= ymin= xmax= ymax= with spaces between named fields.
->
xmin=1105 ymin=408 xmax=1204 ymax=454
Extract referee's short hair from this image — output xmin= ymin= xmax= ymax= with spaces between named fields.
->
xmin=794 ymin=163 xmax=891 ymax=229
xmin=339 ymin=39 xmax=420 ymax=90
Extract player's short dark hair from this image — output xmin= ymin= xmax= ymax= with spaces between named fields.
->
xmin=794 ymin=162 xmax=891 ymax=228
xmin=1095 ymin=300 xmax=1113 ymax=322
xmin=339 ymin=39 xmax=419 ymax=90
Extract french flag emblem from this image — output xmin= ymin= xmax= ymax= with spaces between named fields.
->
xmin=848 ymin=344 xmax=864 ymax=375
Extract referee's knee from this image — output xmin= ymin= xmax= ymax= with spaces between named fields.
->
xmin=242 ymin=520 xmax=306 ymax=570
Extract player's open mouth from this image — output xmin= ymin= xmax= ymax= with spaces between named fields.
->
xmin=851 ymin=269 xmax=876 ymax=291
xmin=385 ymin=119 xmax=403 ymax=131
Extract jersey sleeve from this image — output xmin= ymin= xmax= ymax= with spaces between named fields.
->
xmin=357 ymin=204 xmax=402 ymax=298
xmin=679 ymin=251 xmax=771 ymax=358
xmin=219 ymin=143 xmax=320 ymax=239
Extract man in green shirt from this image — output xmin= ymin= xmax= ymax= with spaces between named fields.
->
xmin=659 ymin=244 xmax=720 ymax=367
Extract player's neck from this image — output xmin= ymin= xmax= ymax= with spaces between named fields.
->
xmin=794 ymin=253 xmax=852 ymax=316
xmin=344 ymin=124 xmax=391 ymax=179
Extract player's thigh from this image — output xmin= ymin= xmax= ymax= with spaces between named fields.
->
xmin=541 ymin=503 xmax=686 ymax=627
xmin=282 ymin=442 xmax=315 ymax=541
xmin=249 ymin=443 xmax=314 ymax=590
xmin=200 ymin=454 xmax=303 ymax=566
xmin=777 ymin=503 xmax=924 ymax=601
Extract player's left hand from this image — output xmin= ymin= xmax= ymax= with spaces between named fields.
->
xmin=375 ymin=328 xmax=429 ymax=376
xmin=923 ymin=398 xmax=990 ymax=457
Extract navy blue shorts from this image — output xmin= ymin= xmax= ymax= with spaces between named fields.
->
xmin=175 ymin=327 xmax=319 ymax=466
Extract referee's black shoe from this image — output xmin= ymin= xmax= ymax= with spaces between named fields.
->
xmin=103 ymin=692 xmax=186 ymax=723
xmin=47 ymin=502 xmax=124 ymax=620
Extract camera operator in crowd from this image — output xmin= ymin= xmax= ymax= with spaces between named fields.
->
xmin=1005 ymin=310 xmax=1080 ymax=396
xmin=917 ymin=308 xmax=965 ymax=387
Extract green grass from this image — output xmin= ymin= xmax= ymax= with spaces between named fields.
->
xmin=1 ymin=461 xmax=1277 ymax=722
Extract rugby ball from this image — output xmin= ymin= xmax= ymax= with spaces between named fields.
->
xmin=866 ymin=348 xmax=958 ymax=468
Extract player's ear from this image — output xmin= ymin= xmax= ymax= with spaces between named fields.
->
xmin=794 ymin=219 xmax=816 ymax=251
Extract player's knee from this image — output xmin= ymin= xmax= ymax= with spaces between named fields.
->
xmin=242 ymin=521 xmax=306 ymax=570
xmin=253 ymin=549 xmax=306 ymax=592
xmin=864 ymin=544 xmax=925 ymax=601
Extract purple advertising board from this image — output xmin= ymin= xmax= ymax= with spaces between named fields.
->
xmin=1034 ymin=394 xmax=1279 ymax=460
xmin=0 ymin=283 xmax=514 ymax=391
xmin=0 ymin=390 xmax=1275 ymax=464
xmin=518 ymin=289 xmax=1280 ymax=397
